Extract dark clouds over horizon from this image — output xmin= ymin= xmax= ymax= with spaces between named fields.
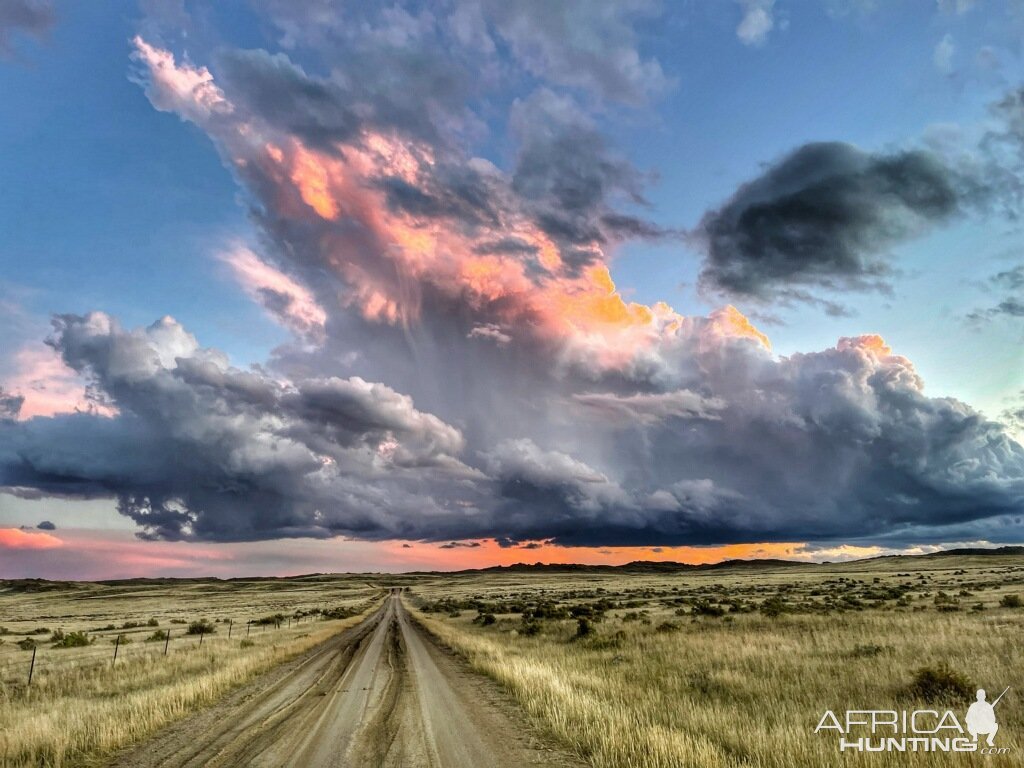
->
xmin=2 ymin=1 xmax=1023 ymax=551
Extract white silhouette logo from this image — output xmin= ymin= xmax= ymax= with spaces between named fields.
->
xmin=814 ymin=687 xmax=1011 ymax=754
xmin=966 ymin=687 xmax=1007 ymax=747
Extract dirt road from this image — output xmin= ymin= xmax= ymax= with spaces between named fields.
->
xmin=109 ymin=591 xmax=583 ymax=768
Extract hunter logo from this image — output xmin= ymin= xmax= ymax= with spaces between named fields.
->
xmin=815 ymin=687 xmax=1011 ymax=754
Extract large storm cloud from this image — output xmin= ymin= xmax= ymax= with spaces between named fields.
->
xmin=2 ymin=2 xmax=1023 ymax=548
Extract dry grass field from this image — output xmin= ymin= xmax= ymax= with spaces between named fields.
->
xmin=0 ymin=576 xmax=382 ymax=767
xmin=2 ymin=552 xmax=1023 ymax=768
xmin=408 ymin=551 xmax=1024 ymax=768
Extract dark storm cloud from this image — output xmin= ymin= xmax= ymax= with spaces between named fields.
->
xmin=0 ymin=0 xmax=54 ymax=57
xmin=438 ymin=540 xmax=481 ymax=549
xmin=36 ymin=520 xmax=55 ymax=530
xmin=696 ymin=142 xmax=963 ymax=300
xmin=0 ymin=313 xmax=476 ymax=542
xmin=511 ymin=89 xmax=668 ymax=254
xmin=0 ymin=387 xmax=23 ymax=420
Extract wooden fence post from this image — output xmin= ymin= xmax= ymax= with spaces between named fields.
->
xmin=246 ymin=620 xmax=251 ymax=637
xmin=198 ymin=627 xmax=204 ymax=647
xmin=112 ymin=634 xmax=121 ymax=667
xmin=228 ymin=619 xmax=233 ymax=639
xmin=27 ymin=646 xmax=36 ymax=686
xmin=164 ymin=629 xmax=171 ymax=656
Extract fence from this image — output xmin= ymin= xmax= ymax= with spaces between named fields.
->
xmin=0 ymin=609 xmax=334 ymax=689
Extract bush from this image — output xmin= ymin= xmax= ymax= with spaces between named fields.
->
xmin=474 ymin=612 xmax=497 ymax=626
xmin=52 ymin=631 xmax=92 ymax=648
xmin=999 ymin=594 xmax=1022 ymax=608
xmin=111 ymin=635 xmax=132 ymax=645
xmin=760 ymin=596 xmax=786 ymax=619
xmin=147 ymin=617 xmax=160 ymax=627
xmin=121 ymin=621 xmax=141 ymax=629
xmin=656 ymin=621 xmax=681 ymax=633
xmin=905 ymin=663 xmax=973 ymax=703
xmin=146 ymin=629 xmax=168 ymax=642
xmin=17 ymin=638 xmax=36 ymax=650
xmin=240 ymin=638 xmax=255 ymax=648
xmin=187 ymin=619 xmax=216 ymax=635
xmin=692 ymin=600 xmax=726 ymax=618
xmin=520 ymin=620 xmax=542 ymax=636
xmin=575 ymin=617 xmax=593 ymax=638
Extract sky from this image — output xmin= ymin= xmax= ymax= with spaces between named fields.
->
xmin=1 ymin=0 xmax=1023 ymax=578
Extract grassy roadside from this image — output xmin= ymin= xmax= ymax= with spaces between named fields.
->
xmin=410 ymin=564 xmax=1024 ymax=768
xmin=0 ymin=601 xmax=379 ymax=767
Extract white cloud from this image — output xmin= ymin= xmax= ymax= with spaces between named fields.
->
xmin=737 ymin=0 xmax=775 ymax=46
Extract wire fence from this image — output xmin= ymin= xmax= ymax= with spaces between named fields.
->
xmin=0 ymin=607 xmax=356 ymax=689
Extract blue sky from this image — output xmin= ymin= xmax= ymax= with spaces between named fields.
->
xmin=1 ymin=1 xmax=1023 ymax=576
xmin=2 ymin=2 xmax=1020 ymax=412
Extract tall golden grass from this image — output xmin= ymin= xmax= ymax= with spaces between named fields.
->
xmin=0 ymin=576 xmax=381 ymax=767
xmin=413 ymin=560 xmax=1024 ymax=768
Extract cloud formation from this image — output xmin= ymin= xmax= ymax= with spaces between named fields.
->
xmin=3 ymin=5 xmax=1023 ymax=552
xmin=696 ymin=142 xmax=965 ymax=303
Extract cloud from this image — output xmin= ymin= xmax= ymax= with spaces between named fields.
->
xmin=937 ymin=0 xmax=977 ymax=14
xmin=475 ymin=0 xmax=669 ymax=105
xmin=0 ymin=0 xmax=54 ymax=57
xmin=220 ymin=245 xmax=326 ymax=338
xmin=0 ymin=526 xmax=61 ymax=550
xmin=934 ymin=34 xmax=955 ymax=74
xmin=736 ymin=0 xmax=775 ymax=46
xmin=36 ymin=519 xmax=55 ymax=530
xmin=967 ymin=263 xmax=1024 ymax=322
xmin=695 ymin=142 xmax=964 ymax=303
xmin=5 ymin=21 xmax=1024 ymax=553
xmin=0 ymin=387 xmax=23 ymax=420
xmin=438 ymin=540 xmax=481 ymax=549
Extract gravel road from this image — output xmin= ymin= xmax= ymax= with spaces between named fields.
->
xmin=108 ymin=590 xmax=583 ymax=768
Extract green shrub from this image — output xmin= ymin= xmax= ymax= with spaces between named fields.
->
xmin=905 ymin=663 xmax=972 ymax=703
xmin=147 ymin=617 xmax=160 ymax=627
xmin=146 ymin=629 xmax=168 ymax=642
xmin=240 ymin=638 xmax=255 ymax=648
xmin=17 ymin=638 xmax=36 ymax=651
xmin=187 ymin=619 xmax=216 ymax=635
xmin=575 ymin=617 xmax=593 ymax=638
xmin=760 ymin=596 xmax=786 ymax=618
xmin=52 ymin=631 xmax=92 ymax=648
xmin=999 ymin=594 xmax=1022 ymax=608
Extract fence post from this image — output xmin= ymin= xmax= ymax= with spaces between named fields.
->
xmin=198 ymin=627 xmax=204 ymax=647
xmin=164 ymin=629 xmax=171 ymax=656
xmin=228 ymin=619 xmax=232 ymax=639
xmin=27 ymin=645 xmax=36 ymax=686
xmin=246 ymin=620 xmax=251 ymax=637
xmin=112 ymin=634 xmax=121 ymax=667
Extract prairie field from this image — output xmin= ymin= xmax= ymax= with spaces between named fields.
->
xmin=408 ymin=552 xmax=1024 ymax=768
xmin=2 ymin=552 xmax=1023 ymax=768
xmin=0 ymin=576 xmax=382 ymax=767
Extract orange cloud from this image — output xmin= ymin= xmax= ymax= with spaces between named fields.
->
xmin=0 ymin=528 xmax=62 ymax=550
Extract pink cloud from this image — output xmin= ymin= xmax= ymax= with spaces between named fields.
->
xmin=220 ymin=245 xmax=327 ymax=336
xmin=0 ymin=527 xmax=63 ymax=550
xmin=4 ymin=344 xmax=115 ymax=419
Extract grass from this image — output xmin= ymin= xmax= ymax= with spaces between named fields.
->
xmin=0 ymin=575 xmax=382 ymax=767
xmin=408 ymin=553 xmax=1024 ymax=768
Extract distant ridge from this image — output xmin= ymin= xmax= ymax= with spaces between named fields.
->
xmin=2 ymin=546 xmax=1022 ymax=588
